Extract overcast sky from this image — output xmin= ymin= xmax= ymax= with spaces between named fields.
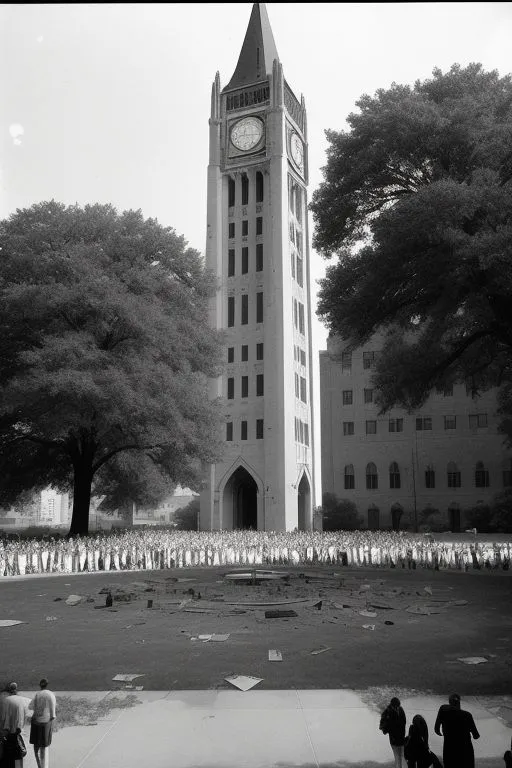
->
xmin=2 ymin=3 xmax=512 ymax=500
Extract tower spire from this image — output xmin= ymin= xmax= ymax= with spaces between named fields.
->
xmin=225 ymin=3 xmax=279 ymax=90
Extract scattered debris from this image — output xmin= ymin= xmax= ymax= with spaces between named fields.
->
xmin=106 ymin=592 xmax=113 ymax=608
xmin=54 ymin=598 xmax=63 ymax=602
xmin=224 ymin=675 xmax=263 ymax=691
xmin=458 ymin=657 xmax=488 ymax=665
xmin=198 ymin=634 xmax=212 ymax=642
xmin=211 ymin=634 xmax=230 ymax=642
xmin=65 ymin=595 xmax=83 ymax=606
xmin=265 ymin=610 xmax=297 ymax=619
xmin=362 ymin=624 xmax=376 ymax=631
xmin=424 ymin=586 xmax=433 ymax=595
xmin=384 ymin=621 xmax=394 ymax=626
xmin=45 ymin=616 xmax=58 ymax=622
xmin=360 ymin=610 xmax=377 ymax=618
xmin=452 ymin=600 xmax=469 ymax=606
xmin=112 ymin=674 xmax=144 ymax=682
xmin=225 ymin=598 xmax=314 ymax=607
xmin=147 ymin=600 xmax=153 ymax=609
xmin=183 ymin=608 xmax=216 ymax=614
xmin=310 ymin=647 xmax=332 ymax=656
xmin=177 ymin=578 xmax=196 ymax=583
xmin=405 ymin=605 xmax=441 ymax=616
xmin=0 ymin=620 xmax=25 ymax=627
xmin=312 ymin=601 xmax=322 ymax=610
xmin=369 ymin=601 xmax=393 ymax=610
xmin=268 ymin=650 xmax=283 ymax=661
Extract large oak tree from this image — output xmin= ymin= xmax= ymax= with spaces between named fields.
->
xmin=0 ymin=202 xmax=223 ymax=534
xmin=311 ymin=64 xmax=512 ymax=425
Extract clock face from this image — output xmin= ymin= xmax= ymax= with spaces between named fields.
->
xmin=230 ymin=117 xmax=264 ymax=152
xmin=290 ymin=132 xmax=304 ymax=170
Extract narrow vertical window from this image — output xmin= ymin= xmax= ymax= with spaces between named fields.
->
xmin=298 ymin=302 xmax=305 ymax=334
xmin=389 ymin=462 xmax=401 ymax=489
xmin=256 ymin=342 xmax=264 ymax=360
xmin=300 ymin=376 xmax=307 ymax=403
xmin=256 ymin=292 xmax=263 ymax=323
xmin=295 ymin=373 xmax=300 ymax=398
xmin=228 ymin=249 xmax=235 ymax=277
xmin=241 ymin=174 xmax=249 ymax=206
xmin=295 ymin=187 xmax=302 ymax=222
xmin=256 ymin=217 xmax=263 ymax=235
xmin=304 ymin=423 xmax=309 ymax=446
xmin=242 ymin=247 xmax=248 ymax=274
xmin=344 ymin=464 xmax=355 ymax=490
xmin=256 ymin=172 xmax=264 ymax=202
xmin=228 ymin=222 xmax=235 ymax=239
xmin=291 ymin=252 xmax=295 ymax=278
xmin=294 ymin=299 xmax=298 ymax=328
xmin=241 ymin=421 xmax=248 ymax=440
xmin=366 ymin=462 xmax=378 ymax=490
xmin=256 ymin=244 xmax=263 ymax=272
xmin=227 ymin=377 xmax=234 ymax=400
xmin=241 ymin=294 xmax=248 ymax=325
xmin=241 ymin=376 xmax=248 ymax=398
xmin=227 ymin=347 xmax=234 ymax=363
xmin=242 ymin=220 xmax=248 ymax=237
xmin=425 ymin=465 xmax=435 ymax=488
xmin=256 ymin=419 xmax=264 ymax=439
xmin=296 ymin=255 xmax=303 ymax=287
xmin=256 ymin=374 xmax=264 ymax=396
xmin=226 ymin=422 xmax=233 ymax=441
xmin=227 ymin=296 xmax=235 ymax=327
xmin=228 ymin=177 xmax=235 ymax=207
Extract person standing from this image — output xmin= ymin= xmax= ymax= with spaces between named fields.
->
xmin=1 ymin=682 xmax=29 ymax=768
xmin=380 ymin=696 xmax=407 ymax=768
xmin=434 ymin=693 xmax=480 ymax=768
xmin=29 ymin=679 xmax=56 ymax=768
xmin=404 ymin=714 xmax=431 ymax=768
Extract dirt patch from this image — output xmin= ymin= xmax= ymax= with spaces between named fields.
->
xmin=54 ymin=694 xmax=139 ymax=730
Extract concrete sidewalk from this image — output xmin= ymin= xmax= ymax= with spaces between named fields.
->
xmin=17 ymin=689 xmax=512 ymax=768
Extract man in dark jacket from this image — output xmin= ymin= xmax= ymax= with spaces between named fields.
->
xmin=434 ymin=693 xmax=480 ymax=768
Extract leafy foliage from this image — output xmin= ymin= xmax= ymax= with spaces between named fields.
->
xmin=311 ymin=64 xmax=512 ymax=411
xmin=465 ymin=491 xmax=512 ymax=532
xmin=0 ymin=202 xmax=223 ymax=534
xmin=320 ymin=493 xmax=362 ymax=531
xmin=172 ymin=497 xmax=200 ymax=530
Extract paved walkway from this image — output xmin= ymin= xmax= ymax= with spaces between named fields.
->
xmin=14 ymin=689 xmax=512 ymax=768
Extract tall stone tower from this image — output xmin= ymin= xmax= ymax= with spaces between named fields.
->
xmin=199 ymin=3 xmax=316 ymax=531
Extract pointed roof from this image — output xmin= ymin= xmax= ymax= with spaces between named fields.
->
xmin=225 ymin=3 xmax=279 ymax=91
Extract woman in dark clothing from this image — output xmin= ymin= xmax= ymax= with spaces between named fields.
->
xmin=380 ymin=696 xmax=407 ymax=768
xmin=404 ymin=714 xmax=431 ymax=768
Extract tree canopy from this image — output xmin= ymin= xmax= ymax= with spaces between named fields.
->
xmin=311 ymin=64 xmax=512 ymax=415
xmin=0 ymin=202 xmax=223 ymax=534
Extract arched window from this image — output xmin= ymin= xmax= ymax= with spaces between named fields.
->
xmin=425 ymin=464 xmax=435 ymax=488
xmin=389 ymin=462 xmax=401 ymax=489
xmin=503 ymin=458 xmax=512 ymax=487
xmin=241 ymin=173 xmax=249 ymax=206
xmin=228 ymin=177 xmax=236 ymax=207
xmin=475 ymin=461 xmax=489 ymax=488
xmin=447 ymin=462 xmax=461 ymax=488
xmin=344 ymin=464 xmax=355 ymax=490
xmin=366 ymin=462 xmax=378 ymax=490
xmin=256 ymin=172 xmax=264 ymax=203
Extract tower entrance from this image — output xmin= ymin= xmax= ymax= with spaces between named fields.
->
xmin=224 ymin=466 xmax=258 ymax=530
xmin=297 ymin=473 xmax=310 ymax=531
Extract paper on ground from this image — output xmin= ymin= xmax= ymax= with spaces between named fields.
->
xmin=359 ymin=610 xmax=377 ymax=618
xmin=0 ymin=620 xmax=25 ymax=627
xmin=65 ymin=595 xmax=83 ymax=606
xmin=458 ymin=657 xmax=488 ymax=665
xmin=211 ymin=634 xmax=230 ymax=641
xmin=310 ymin=647 xmax=331 ymax=655
xmin=112 ymin=674 xmax=145 ymax=682
xmin=268 ymin=650 xmax=282 ymax=661
xmin=225 ymin=675 xmax=263 ymax=691
xmin=362 ymin=624 xmax=375 ymax=630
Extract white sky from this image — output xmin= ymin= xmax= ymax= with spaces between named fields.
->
xmin=2 ymin=2 xmax=512 ymax=502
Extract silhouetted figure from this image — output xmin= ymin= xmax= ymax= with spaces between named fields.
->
xmin=404 ymin=714 xmax=430 ymax=768
xmin=105 ymin=591 xmax=113 ymax=608
xmin=380 ymin=696 xmax=407 ymax=768
xmin=434 ymin=693 xmax=480 ymax=768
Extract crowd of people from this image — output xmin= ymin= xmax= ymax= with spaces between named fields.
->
xmin=0 ymin=528 xmax=511 ymax=577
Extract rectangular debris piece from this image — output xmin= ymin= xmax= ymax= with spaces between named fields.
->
xmin=0 ymin=620 xmax=25 ymax=627
xmin=265 ymin=610 xmax=297 ymax=619
xmin=268 ymin=650 xmax=283 ymax=661
xmin=225 ymin=675 xmax=263 ymax=691
xmin=112 ymin=674 xmax=144 ymax=682
xmin=211 ymin=634 xmax=230 ymax=642
xmin=198 ymin=634 xmax=212 ymax=641
xmin=310 ymin=647 xmax=332 ymax=656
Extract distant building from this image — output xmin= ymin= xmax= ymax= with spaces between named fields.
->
xmin=39 ymin=489 xmax=70 ymax=526
xmin=320 ymin=333 xmax=512 ymax=531
xmin=132 ymin=487 xmax=197 ymax=527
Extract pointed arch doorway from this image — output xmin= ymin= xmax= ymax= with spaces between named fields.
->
xmin=297 ymin=473 xmax=311 ymax=531
xmin=224 ymin=466 xmax=258 ymax=530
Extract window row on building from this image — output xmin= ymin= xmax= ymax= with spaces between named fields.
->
xmin=341 ymin=351 xmax=377 ymax=373
xmin=294 ymin=373 xmax=307 ymax=404
xmin=227 ymin=243 xmax=264 ymax=276
xmin=342 ymin=460 xmax=508 ymax=490
xmin=227 ymin=293 xmax=264 ymax=327
xmin=227 ymin=374 xmax=264 ymax=400
xmin=294 ymin=417 xmax=310 ymax=446
xmin=228 ymin=219 xmax=261 ymax=239
xmin=293 ymin=299 xmax=305 ymax=335
xmin=294 ymin=345 xmax=306 ymax=368
xmin=341 ymin=414 xmax=489 ymax=435
xmin=226 ymin=419 xmax=264 ymax=441
xmin=227 ymin=343 xmax=264 ymax=363
xmin=228 ymin=172 xmax=264 ymax=207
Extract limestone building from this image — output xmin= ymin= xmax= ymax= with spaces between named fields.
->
xmin=320 ymin=333 xmax=512 ymax=532
xmin=199 ymin=4 xmax=316 ymax=531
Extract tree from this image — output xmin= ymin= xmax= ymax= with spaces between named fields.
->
xmin=0 ymin=202 xmax=223 ymax=535
xmin=320 ymin=493 xmax=362 ymax=531
xmin=311 ymin=64 xmax=512 ymax=412
xmin=173 ymin=497 xmax=200 ymax=530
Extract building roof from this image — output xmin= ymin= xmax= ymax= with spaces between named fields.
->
xmin=225 ymin=3 xmax=279 ymax=91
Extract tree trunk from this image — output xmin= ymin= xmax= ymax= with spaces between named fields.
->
xmin=69 ymin=462 xmax=93 ymax=536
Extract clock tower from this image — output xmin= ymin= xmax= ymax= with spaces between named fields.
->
xmin=199 ymin=3 xmax=316 ymax=531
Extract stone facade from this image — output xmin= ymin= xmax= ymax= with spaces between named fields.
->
xmin=320 ymin=333 xmax=512 ymax=531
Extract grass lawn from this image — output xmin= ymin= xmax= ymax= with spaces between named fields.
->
xmin=1 ymin=565 xmax=511 ymax=695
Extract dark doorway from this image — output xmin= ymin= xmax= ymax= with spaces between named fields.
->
xmin=368 ymin=505 xmax=380 ymax=530
xmin=391 ymin=503 xmax=403 ymax=532
xmin=297 ymin=473 xmax=310 ymax=531
xmin=227 ymin=467 xmax=258 ymax=530
xmin=449 ymin=504 xmax=461 ymax=533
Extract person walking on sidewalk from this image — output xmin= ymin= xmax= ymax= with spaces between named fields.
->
xmin=434 ymin=693 xmax=480 ymax=768
xmin=29 ymin=679 xmax=56 ymax=768
xmin=380 ymin=696 xmax=407 ymax=768
xmin=1 ymin=683 xmax=29 ymax=768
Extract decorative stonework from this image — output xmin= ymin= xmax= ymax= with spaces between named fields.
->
xmin=226 ymin=84 xmax=270 ymax=112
